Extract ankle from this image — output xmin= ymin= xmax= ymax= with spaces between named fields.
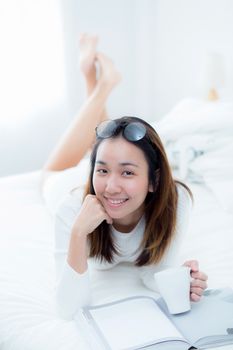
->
xmin=87 ymin=82 xmax=113 ymax=107
xmin=85 ymin=79 xmax=97 ymax=96
xmin=94 ymin=78 xmax=114 ymax=96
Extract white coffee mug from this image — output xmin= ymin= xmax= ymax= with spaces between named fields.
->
xmin=154 ymin=266 xmax=191 ymax=314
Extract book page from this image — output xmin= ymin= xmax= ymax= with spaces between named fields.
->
xmin=165 ymin=290 xmax=233 ymax=347
xmin=88 ymin=297 xmax=185 ymax=350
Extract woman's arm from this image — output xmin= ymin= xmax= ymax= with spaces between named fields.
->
xmin=67 ymin=231 xmax=88 ymax=274
xmin=55 ymin=193 xmax=112 ymax=320
xmin=54 ymin=195 xmax=91 ymax=320
xmin=139 ymin=184 xmax=207 ymax=300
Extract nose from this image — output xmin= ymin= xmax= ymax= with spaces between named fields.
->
xmin=105 ymin=174 xmax=122 ymax=194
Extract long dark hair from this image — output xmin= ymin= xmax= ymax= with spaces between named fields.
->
xmin=83 ymin=116 xmax=192 ymax=266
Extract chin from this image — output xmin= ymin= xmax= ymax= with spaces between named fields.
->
xmin=106 ymin=211 xmax=123 ymax=219
xmin=105 ymin=208 xmax=127 ymax=220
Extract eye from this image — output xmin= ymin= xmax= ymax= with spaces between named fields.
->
xmin=96 ymin=168 xmax=108 ymax=174
xmin=122 ymin=170 xmax=134 ymax=176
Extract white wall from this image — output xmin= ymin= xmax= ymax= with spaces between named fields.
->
xmin=60 ymin=0 xmax=138 ymax=115
xmin=152 ymin=0 xmax=233 ymax=117
xmin=0 ymin=0 xmax=233 ymax=176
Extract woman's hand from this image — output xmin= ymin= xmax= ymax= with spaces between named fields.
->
xmin=183 ymin=260 xmax=208 ymax=302
xmin=72 ymin=194 xmax=113 ymax=237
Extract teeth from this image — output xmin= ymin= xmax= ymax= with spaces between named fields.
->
xmin=108 ymin=199 xmax=127 ymax=204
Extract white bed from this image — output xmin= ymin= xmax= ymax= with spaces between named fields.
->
xmin=0 ymin=98 xmax=233 ymax=350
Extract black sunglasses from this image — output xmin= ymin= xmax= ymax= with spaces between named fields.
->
xmin=95 ymin=120 xmax=147 ymax=142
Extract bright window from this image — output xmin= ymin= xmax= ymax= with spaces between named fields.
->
xmin=0 ymin=0 xmax=65 ymax=126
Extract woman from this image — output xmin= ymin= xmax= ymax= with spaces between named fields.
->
xmin=44 ymin=34 xmax=208 ymax=320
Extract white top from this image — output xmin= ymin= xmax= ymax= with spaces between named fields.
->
xmin=54 ymin=184 xmax=192 ymax=320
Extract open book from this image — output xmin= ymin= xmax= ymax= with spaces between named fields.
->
xmin=75 ymin=288 xmax=233 ymax=350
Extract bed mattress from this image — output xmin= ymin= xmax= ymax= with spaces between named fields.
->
xmin=0 ymin=171 xmax=232 ymax=350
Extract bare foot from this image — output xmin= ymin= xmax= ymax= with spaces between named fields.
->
xmin=79 ymin=33 xmax=98 ymax=78
xmin=96 ymin=52 xmax=121 ymax=89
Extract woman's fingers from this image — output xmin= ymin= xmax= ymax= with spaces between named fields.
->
xmin=191 ymin=270 xmax=208 ymax=281
xmin=190 ymin=286 xmax=204 ymax=296
xmin=183 ymin=260 xmax=208 ymax=302
xmin=191 ymin=278 xmax=208 ymax=290
xmin=183 ymin=259 xmax=199 ymax=272
xmin=190 ymin=293 xmax=201 ymax=302
xmin=190 ymin=272 xmax=208 ymax=301
xmin=72 ymin=194 xmax=112 ymax=236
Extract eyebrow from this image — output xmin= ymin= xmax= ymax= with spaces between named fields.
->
xmin=96 ymin=160 xmax=139 ymax=167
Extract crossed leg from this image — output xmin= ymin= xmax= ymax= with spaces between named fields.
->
xmin=43 ymin=33 xmax=121 ymax=171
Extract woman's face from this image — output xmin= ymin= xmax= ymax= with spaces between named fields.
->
xmin=92 ymin=136 xmax=152 ymax=232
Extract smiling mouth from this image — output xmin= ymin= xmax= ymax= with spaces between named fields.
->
xmin=104 ymin=197 xmax=129 ymax=206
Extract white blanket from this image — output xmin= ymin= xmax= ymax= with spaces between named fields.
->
xmin=0 ymin=171 xmax=232 ymax=350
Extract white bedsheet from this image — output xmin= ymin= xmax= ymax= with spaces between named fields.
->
xmin=0 ymin=171 xmax=233 ymax=350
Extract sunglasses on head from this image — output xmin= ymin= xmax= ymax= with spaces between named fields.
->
xmin=95 ymin=120 xmax=147 ymax=142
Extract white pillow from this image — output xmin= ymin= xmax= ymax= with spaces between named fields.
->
xmin=41 ymin=158 xmax=90 ymax=216
xmin=155 ymin=98 xmax=233 ymax=143
xmin=154 ymin=98 xmax=233 ymax=186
